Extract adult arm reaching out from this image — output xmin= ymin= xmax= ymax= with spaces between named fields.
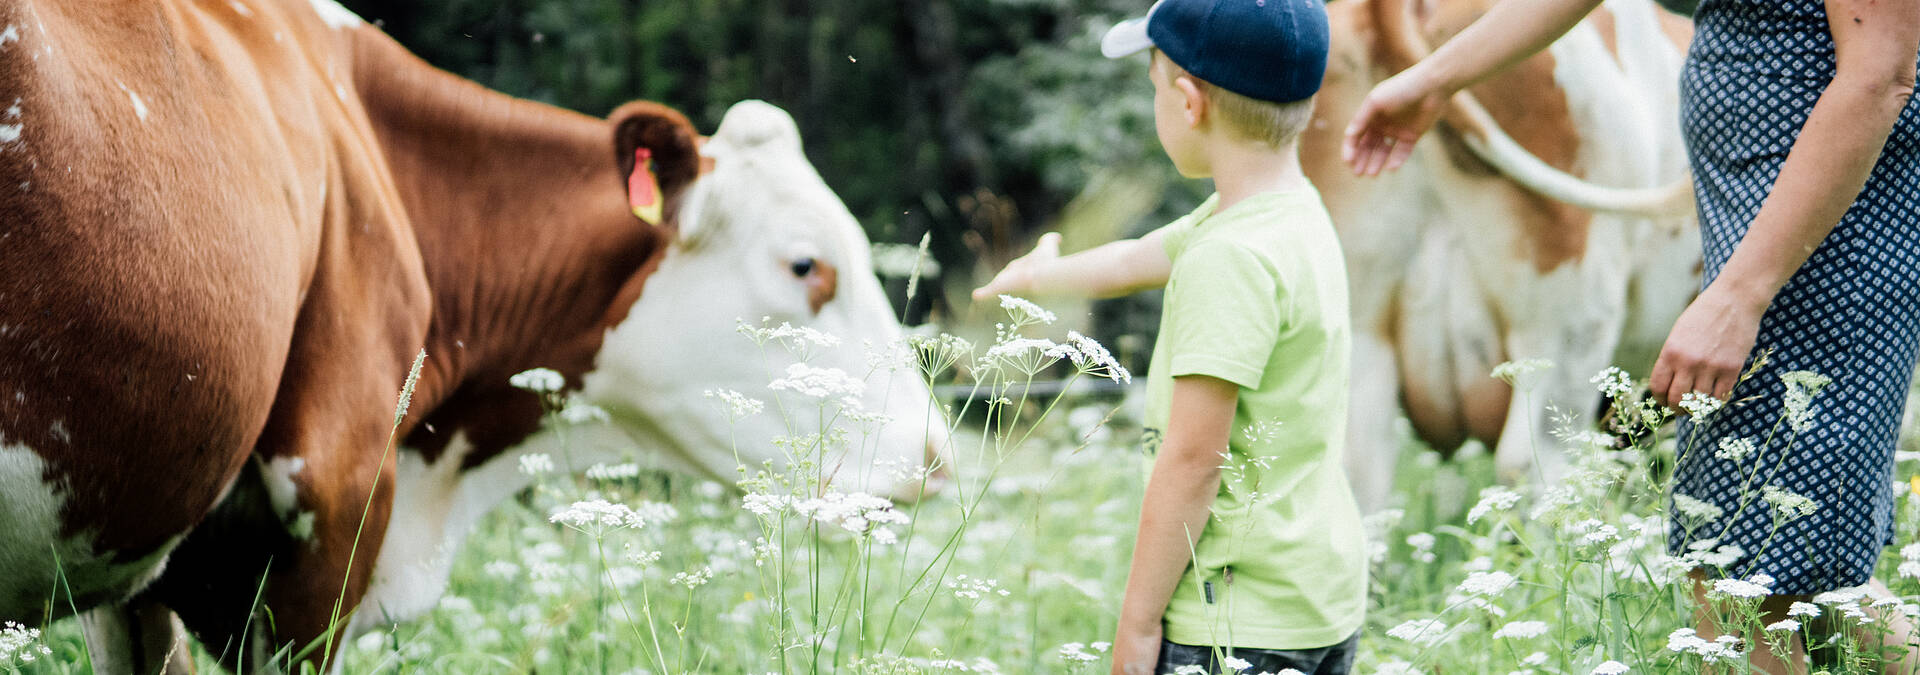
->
xmin=1342 ymin=0 xmax=1920 ymax=406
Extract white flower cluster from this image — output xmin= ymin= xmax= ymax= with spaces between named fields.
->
xmin=744 ymin=491 xmax=911 ymax=544
xmin=1386 ymin=618 xmax=1451 ymax=646
xmin=768 ymin=363 xmax=866 ymax=400
xmin=1672 ymin=493 xmax=1724 ymax=524
xmin=1055 ymin=641 xmax=1109 ymax=664
xmin=0 ymin=621 xmax=50 ymax=666
xmin=1406 ymin=532 xmax=1437 ymax=563
xmin=1467 ymin=486 xmax=1522 ymax=525
xmin=670 ymin=566 xmax=714 ymax=588
xmin=1760 ymin=486 xmax=1817 ymax=521
xmin=585 ymin=462 xmax=641 ymax=481
xmin=518 ymin=453 xmax=555 ymax=476
xmin=1708 ymin=573 xmax=1772 ymax=600
xmin=947 ymin=574 xmax=1012 ymax=601
xmin=1592 ymin=367 xmax=1634 ymax=399
xmin=548 ymin=499 xmax=646 ymax=535
xmin=1900 ymin=543 xmax=1920 ymax=579
xmin=1780 ymin=370 xmax=1831 ymax=432
xmin=509 ymin=367 xmax=566 ymax=394
xmin=1714 ymin=437 xmax=1756 ymax=462
xmin=1680 ymin=538 xmax=1745 ymax=568
xmin=704 ymin=388 xmax=766 ymax=419
xmin=1678 ymin=391 xmax=1726 ymax=419
xmin=1490 ymin=358 xmax=1554 ymax=386
xmin=1591 ymin=661 xmax=1630 ymax=675
xmin=1666 ymin=627 xmax=1741 ymax=662
xmin=998 ymin=294 xmax=1057 ymax=325
xmin=1492 ymin=620 xmax=1548 ymax=640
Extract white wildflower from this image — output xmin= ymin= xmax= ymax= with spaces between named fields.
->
xmin=549 ymin=499 xmax=645 ymax=534
xmin=1673 ymin=493 xmax=1724 ymax=523
xmin=1766 ymin=619 xmax=1801 ymax=632
xmin=742 ymin=493 xmax=787 ymax=517
xmin=1788 ymin=602 xmax=1820 ymax=618
xmin=1761 ymin=486 xmax=1817 ymax=521
xmin=517 ymin=453 xmax=554 ymax=476
xmin=1063 ymin=331 xmax=1130 ymax=383
xmin=1591 ymin=661 xmax=1629 ymax=675
xmin=998 ymin=294 xmax=1057 ymax=325
xmin=768 ymin=363 xmax=865 ymax=400
xmin=1056 ymin=642 xmax=1100 ymax=664
xmin=1710 ymin=577 xmax=1770 ymax=599
xmin=704 ymin=388 xmax=766 ymax=419
xmin=509 ymin=367 xmax=566 ymax=394
xmin=1455 ymin=570 xmax=1518 ymax=598
xmin=585 ymin=463 xmax=641 ymax=481
xmin=558 ymin=400 xmax=609 ymax=424
xmin=1714 ymin=437 xmax=1756 ymax=461
xmin=1493 ymin=621 xmax=1548 ymax=639
xmin=0 ymin=621 xmax=50 ymax=665
xmin=1679 ymin=391 xmax=1726 ymax=419
xmin=1386 ymin=618 xmax=1450 ymax=646
xmin=1522 ymin=652 xmax=1548 ymax=666
xmin=1780 ymin=370 xmax=1831 ymax=432
xmin=669 ymin=566 xmax=714 ymax=588
xmin=1221 ymin=655 xmax=1253 ymax=672
xmin=1491 ymin=359 xmax=1554 ymax=386
xmin=1468 ymin=486 xmax=1523 ymax=524
xmin=1592 ymin=367 xmax=1634 ymax=399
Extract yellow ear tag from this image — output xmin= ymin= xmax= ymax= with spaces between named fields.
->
xmin=628 ymin=147 xmax=664 ymax=226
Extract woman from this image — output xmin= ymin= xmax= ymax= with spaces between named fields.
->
xmin=1345 ymin=0 xmax=1919 ymax=670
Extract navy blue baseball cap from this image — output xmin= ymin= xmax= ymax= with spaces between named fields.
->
xmin=1101 ymin=0 xmax=1330 ymax=104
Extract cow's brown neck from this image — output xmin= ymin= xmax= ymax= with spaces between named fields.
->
xmin=347 ymin=30 xmax=664 ymax=464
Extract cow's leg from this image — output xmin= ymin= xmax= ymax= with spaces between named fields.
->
xmin=1346 ymin=332 xmax=1404 ymax=514
xmin=1492 ymin=273 xmax=1626 ymax=485
xmin=81 ymin=602 xmax=194 ymax=675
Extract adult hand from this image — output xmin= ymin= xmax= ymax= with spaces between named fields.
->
xmin=1109 ymin=621 xmax=1162 ymax=675
xmin=972 ymin=232 xmax=1061 ymax=301
xmin=1342 ymin=66 xmax=1449 ymax=177
xmin=1650 ymin=284 xmax=1767 ymax=407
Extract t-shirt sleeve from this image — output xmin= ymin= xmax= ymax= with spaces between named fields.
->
xmin=1160 ymin=241 xmax=1284 ymax=390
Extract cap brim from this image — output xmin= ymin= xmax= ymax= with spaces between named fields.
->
xmin=1100 ymin=16 xmax=1153 ymax=59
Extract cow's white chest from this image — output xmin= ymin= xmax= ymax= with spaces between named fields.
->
xmin=0 ymin=442 xmax=178 ymax=617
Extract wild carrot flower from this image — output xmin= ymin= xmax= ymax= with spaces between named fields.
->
xmin=1491 ymin=359 xmax=1554 ymax=386
xmin=1493 ymin=621 xmax=1549 ymax=639
xmin=1709 ymin=577 xmax=1770 ymax=599
xmin=704 ymin=388 xmax=766 ymax=420
xmin=509 ymin=367 xmax=566 ymax=394
xmin=1468 ymin=486 xmax=1522 ymax=524
xmin=1592 ymin=367 xmax=1634 ymax=399
xmin=1679 ymin=392 xmax=1726 ymax=419
xmin=1780 ymin=370 xmax=1831 ymax=432
xmin=549 ymin=499 xmax=646 ymax=535
xmin=1761 ymin=486 xmax=1817 ymax=521
xmin=1788 ymin=602 xmax=1821 ymax=618
xmin=0 ymin=621 xmax=50 ymax=665
xmin=1714 ymin=437 xmax=1756 ymax=461
xmin=1673 ymin=493 xmax=1724 ymax=523
xmin=768 ymin=363 xmax=866 ymax=399
xmin=1220 ymin=655 xmax=1253 ymax=672
xmin=998 ymin=294 xmax=1057 ymax=325
xmin=518 ymin=453 xmax=555 ymax=476
xmin=1062 ymin=330 xmax=1130 ymax=383
xmin=1766 ymin=619 xmax=1801 ymax=632
xmin=1386 ymin=618 xmax=1451 ymax=646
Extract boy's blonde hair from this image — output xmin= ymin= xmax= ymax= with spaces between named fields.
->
xmin=1157 ymin=51 xmax=1315 ymax=148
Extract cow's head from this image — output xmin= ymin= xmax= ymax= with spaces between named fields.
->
xmin=587 ymin=100 xmax=946 ymax=497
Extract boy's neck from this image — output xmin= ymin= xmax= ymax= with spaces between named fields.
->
xmin=1204 ymin=139 xmax=1311 ymax=213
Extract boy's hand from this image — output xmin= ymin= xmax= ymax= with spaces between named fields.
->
xmin=1109 ymin=621 xmax=1162 ymax=675
xmin=972 ymin=232 xmax=1062 ymax=301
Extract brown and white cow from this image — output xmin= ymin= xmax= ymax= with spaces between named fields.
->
xmin=0 ymin=0 xmax=938 ymax=670
xmin=1300 ymin=0 xmax=1700 ymax=511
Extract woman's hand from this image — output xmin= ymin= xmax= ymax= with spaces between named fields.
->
xmin=1651 ymin=284 xmax=1768 ymax=407
xmin=1342 ymin=66 xmax=1449 ymax=176
xmin=1109 ymin=621 xmax=1162 ymax=675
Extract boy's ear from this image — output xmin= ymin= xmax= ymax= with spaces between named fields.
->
xmin=1174 ymin=74 xmax=1208 ymax=129
xmin=609 ymin=101 xmax=701 ymax=228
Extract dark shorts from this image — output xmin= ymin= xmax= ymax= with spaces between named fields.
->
xmin=1155 ymin=632 xmax=1359 ymax=675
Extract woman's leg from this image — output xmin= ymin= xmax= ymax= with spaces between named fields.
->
xmin=1692 ymin=572 xmax=1809 ymax=674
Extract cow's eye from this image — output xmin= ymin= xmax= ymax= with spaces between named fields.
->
xmin=789 ymin=257 xmax=816 ymax=278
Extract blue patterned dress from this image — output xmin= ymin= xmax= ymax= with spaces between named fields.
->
xmin=1668 ymin=0 xmax=1920 ymax=595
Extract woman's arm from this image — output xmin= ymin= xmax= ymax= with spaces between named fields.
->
xmin=1110 ymin=375 xmax=1236 ymax=675
xmin=972 ymin=229 xmax=1174 ymax=302
xmin=1343 ymin=0 xmax=1606 ymax=175
xmin=1652 ymin=0 xmax=1919 ymax=405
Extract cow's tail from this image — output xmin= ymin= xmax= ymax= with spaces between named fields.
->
xmin=1365 ymin=0 xmax=1696 ymax=219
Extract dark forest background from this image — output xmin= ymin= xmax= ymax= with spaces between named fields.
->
xmin=338 ymin=0 xmax=1697 ymax=356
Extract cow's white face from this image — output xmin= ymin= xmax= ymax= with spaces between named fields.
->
xmin=587 ymin=100 xmax=946 ymax=497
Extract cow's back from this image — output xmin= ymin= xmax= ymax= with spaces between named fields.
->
xmin=0 ymin=0 xmax=405 ymax=620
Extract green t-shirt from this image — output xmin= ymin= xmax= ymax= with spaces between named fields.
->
xmin=1141 ymin=190 xmax=1367 ymax=650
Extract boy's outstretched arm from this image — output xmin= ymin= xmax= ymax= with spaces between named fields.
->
xmin=972 ymin=229 xmax=1174 ymax=302
xmin=1111 ymin=375 xmax=1237 ymax=675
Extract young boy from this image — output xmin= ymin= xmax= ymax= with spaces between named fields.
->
xmin=972 ymin=1 xmax=1366 ymax=672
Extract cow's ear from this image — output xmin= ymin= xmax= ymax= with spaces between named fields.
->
xmin=609 ymin=101 xmax=700 ymax=228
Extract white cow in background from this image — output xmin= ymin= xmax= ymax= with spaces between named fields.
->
xmin=1301 ymin=0 xmax=1701 ymax=511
